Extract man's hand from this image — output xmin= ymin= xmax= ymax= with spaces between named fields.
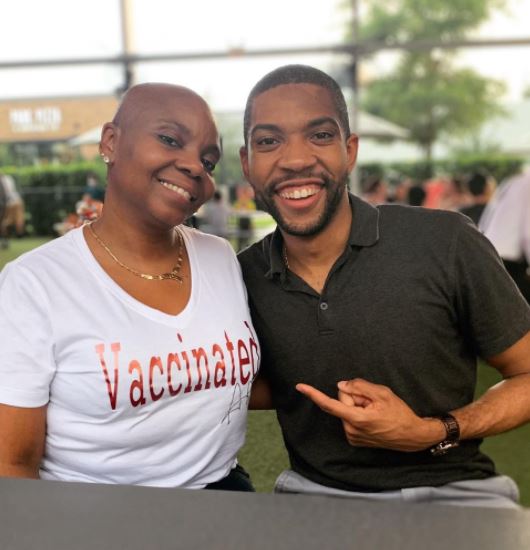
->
xmin=296 ymin=379 xmax=445 ymax=452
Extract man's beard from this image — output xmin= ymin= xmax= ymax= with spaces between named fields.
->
xmin=254 ymin=172 xmax=349 ymax=237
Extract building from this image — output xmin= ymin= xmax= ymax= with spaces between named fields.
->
xmin=0 ymin=95 xmax=118 ymax=164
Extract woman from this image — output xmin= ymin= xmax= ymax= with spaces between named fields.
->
xmin=0 ymin=83 xmax=259 ymax=490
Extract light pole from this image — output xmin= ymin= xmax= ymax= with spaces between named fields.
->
xmin=117 ymin=0 xmax=134 ymax=96
xmin=350 ymin=0 xmax=360 ymax=194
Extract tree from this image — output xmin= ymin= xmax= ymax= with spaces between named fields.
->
xmin=358 ymin=0 xmax=506 ymax=162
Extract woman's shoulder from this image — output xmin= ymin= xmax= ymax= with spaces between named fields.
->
xmin=2 ymin=229 xmax=80 ymax=279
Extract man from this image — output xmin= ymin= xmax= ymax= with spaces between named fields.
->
xmin=239 ymin=65 xmax=530 ymax=508
xmin=479 ymin=170 xmax=530 ymax=304
xmin=459 ymin=171 xmax=491 ymax=226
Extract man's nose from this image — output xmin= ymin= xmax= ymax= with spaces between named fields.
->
xmin=277 ymin=138 xmax=316 ymax=172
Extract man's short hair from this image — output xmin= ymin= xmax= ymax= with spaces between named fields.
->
xmin=243 ymin=64 xmax=351 ymax=146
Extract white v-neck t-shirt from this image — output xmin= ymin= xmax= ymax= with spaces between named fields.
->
xmin=0 ymin=225 xmax=260 ymax=488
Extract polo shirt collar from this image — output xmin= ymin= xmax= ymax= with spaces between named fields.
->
xmin=265 ymin=193 xmax=380 ymax=279
xmin=347 ymin=193 xmax=380 ymax=247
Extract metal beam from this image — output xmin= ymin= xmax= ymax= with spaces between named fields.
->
xmin=1 ymin=36 xmax=529 ymax=71
xmin=0 ymin=46 xmax=350 ymax=70
xmin=358 ymin=36 xmax=530 ymax=55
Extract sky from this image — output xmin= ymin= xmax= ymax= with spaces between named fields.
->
xmin=0 ymin=0 xmax=529 ymax=111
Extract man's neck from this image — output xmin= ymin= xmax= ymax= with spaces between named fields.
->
xmin=282 ymin=192 xmax=352 ymax=293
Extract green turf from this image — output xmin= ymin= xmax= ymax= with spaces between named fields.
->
xmin=238 ymin=411 xmax=289 ymax=492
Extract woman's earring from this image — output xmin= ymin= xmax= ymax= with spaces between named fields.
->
xmin=101 ymin=153 xmax=110 ymax=164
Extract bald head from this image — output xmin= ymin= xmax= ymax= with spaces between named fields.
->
xmin=98 ymin=81 xmax=221 ymax=224
xmin=112 ymin=83 xmax=211 ymax=130
xmin=99 ymin=81 xmax=220 ymax=166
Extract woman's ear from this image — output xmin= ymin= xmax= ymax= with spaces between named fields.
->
xmin=99 ymin=122 xmax=119 ymax=164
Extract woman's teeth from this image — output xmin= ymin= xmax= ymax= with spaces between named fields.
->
xmin=158 ymin=180 xmax=194 ymax=202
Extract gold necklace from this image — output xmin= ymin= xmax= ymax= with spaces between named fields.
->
xmin=88 ymin=222 xmax=184 ymax=283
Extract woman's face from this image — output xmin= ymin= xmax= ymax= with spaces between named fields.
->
xmin=102 ymin=86 xmax=221 ymax=230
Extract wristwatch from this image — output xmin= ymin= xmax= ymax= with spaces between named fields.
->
xmin=430 ymin=413 xmax=460 ymax=456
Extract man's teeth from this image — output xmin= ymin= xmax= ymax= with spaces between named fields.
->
xmin=280 ymin=187 xmax=319 ymax=200
xmin=159 ymin=180 xmax=193 ymax=201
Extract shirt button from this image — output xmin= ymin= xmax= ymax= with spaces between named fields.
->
xmin=320 ymin=302 xmax=329 ymax=311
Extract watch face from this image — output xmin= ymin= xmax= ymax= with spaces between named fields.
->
xmin=430 ymin=440 xmax=460 ymax=456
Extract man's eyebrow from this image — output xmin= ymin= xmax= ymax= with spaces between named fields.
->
xmin=250 ymin=123 xmax=282 ymax=138
xmin=306 ymin=117 xmax=340 ymax=130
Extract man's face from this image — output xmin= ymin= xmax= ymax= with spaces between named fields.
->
xmin=102 ymin=87 xmax=221 ymax=230
xmin=240 ymin=83 xmax=358 ymax=236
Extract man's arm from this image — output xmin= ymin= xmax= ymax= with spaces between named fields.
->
xmin=297 ymin=331 xmax=530 ymax=452
xmin=0 ymin=404 xmax=46 ymax=478
xmin=453 ymin=330 xmax=530 ymax=439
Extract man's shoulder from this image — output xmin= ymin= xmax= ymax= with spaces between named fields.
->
xmin=237 ymin=233 xmax=275 ymax=282
xmin=238 ymin=233 xmax=272 ymax=262
xmin=377 ymin=203 xmax=470 ymax=232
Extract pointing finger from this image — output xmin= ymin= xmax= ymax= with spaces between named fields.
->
xmin=338 ymin=379 xmax=391 ymax=400
xmin=296 ymin=383 xmax=359 ymax=421
xmin=338 ymin=388 xmax=355 ymax=406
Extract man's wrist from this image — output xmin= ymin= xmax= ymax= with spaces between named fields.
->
xmin=429 ymin=413 xmax=461 ymax=456
xmin=418 ymin=417 xmax=447 ymax=449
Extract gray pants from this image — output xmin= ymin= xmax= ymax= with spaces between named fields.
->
xmin=275 ymin=469 xmax=520 ymax=509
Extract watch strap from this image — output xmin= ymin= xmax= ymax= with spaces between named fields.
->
xmin=430 ymin=413 xmax=460 ymax=456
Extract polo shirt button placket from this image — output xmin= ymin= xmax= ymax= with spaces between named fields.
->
xmin=317 ymin=300 xmax=333 ymax=334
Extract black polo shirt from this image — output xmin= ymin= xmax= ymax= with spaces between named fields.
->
xmin=238 ymin=194 xmax=530 ymax=491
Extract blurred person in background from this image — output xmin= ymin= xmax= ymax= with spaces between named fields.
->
xmin=459 ymin=171 xmax=491 ymax=226
xmin=360 ymin=174 xmax=388 ymax=206
xmin=406 ymin=184 xmax=426 ymax=206
xmin=479 ymin=170 xmax=530 ymax=304
xmin=0 ymin=83 xmax=258 ymax=491
xmin=53 ymin=179 xmax=105 ymax=236
xmin=200 ymin=189 xmax=230 ymax=239
xmin=391 ymin=177 xmax=413 ymax=205
xmin=233 ymin=185 xmax=256 ymax=250
xmin=0 ymin=173 xmax=25 ymax=240
xmin=423 ymin=175 xmax=470 ymax=211
xmin=0 ymin=175 xmax=6 ymax=249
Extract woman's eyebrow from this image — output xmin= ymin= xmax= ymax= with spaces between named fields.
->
xmin=155 ymin=119 xmax=191 ymax=137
